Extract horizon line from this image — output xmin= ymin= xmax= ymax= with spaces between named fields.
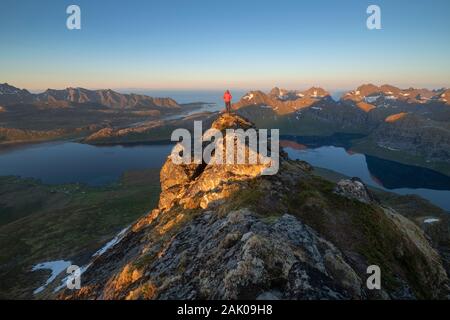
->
xmin=3 ymin=82 xmax=448 ymax=95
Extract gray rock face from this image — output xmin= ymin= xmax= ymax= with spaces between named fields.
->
xmin=151 ymin=211 xmax=359 ymax=299
xmin=66 ymin=209 xmax=365 ymax=300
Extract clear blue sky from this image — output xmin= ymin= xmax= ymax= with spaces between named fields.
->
xmin=1 ymin=0 xmax=449 ymax=91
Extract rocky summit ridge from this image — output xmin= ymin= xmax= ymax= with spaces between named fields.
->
xmin=62 ymin=113 xmax=449 ymax=300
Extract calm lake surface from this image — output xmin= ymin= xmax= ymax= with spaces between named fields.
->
xmin=0 ymin=138 xmax=449 ymax=211
xmin=0 ymin=142 xmax=174 ymax=186
xmin=282 ymin=142 xmax=450 ymax=212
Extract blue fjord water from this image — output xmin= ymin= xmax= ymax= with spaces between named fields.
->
xmin=0 ymin=139 xmax=449 ymax=211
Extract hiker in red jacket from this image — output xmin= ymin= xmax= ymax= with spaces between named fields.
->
xmin=223 ymin=90 xmax=232 ymax=113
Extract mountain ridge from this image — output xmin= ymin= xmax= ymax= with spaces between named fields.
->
xmin=60 ymin=113 xmax=449 ymax=300
xmin=233 ymin=84 xmax=449 ymax=116
xmin=0 ymin=83 xmax=181 ymax=110
xmin=232 ymin=85 xmax=450 ymax=171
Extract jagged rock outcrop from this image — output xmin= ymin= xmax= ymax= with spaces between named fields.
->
xmin=157 ymin=113 xmax=277 ymax=212
xmin=61 ymin=113 xmax=449 ymax=300
xmin=334 ymin=177 xmax=377 ymax=204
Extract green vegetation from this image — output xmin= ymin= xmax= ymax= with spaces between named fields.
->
xmin=219 ymin=181 xmax=265 ymax=215
xmin=314 ymin=166 xmax=449 ymax=226
xmin=0 ymin=169 xmax=161 ymax=299
xmin=282 ymin=175 xmax=440 ymax=298
xmin=222 ymin=165 xmax=447 ymax=299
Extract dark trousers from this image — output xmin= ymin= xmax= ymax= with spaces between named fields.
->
xmin=225 ymin=101 xmax=232 ymax=112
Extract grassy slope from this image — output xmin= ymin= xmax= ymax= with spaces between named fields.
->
xmin=314 ymin=166 xmax=449 ymax=216
xmin=0 ymin=169 xmax=161 ymax=299
xmin=224 ymin=166 xmax=448 ymax=298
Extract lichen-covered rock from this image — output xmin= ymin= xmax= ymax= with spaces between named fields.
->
xmin=334 ymin=177 xmax=376 ymax=204
xmin=156 ymin=113 xmax=281 ymax=213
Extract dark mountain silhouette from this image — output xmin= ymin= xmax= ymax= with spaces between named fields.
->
xmin=0 ymin=83 xmax=180 ymax=110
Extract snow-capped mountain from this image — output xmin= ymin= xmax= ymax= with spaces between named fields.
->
xmin=234 ymin=87 xmax=332 ymax=114
xmin=342 ymin=84 xmax=449 ymax=107
xmin=0 ymin=83 xmax=34 ymax=105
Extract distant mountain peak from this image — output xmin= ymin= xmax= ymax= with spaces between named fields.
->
xmin=343 ymin=84 xmax=448 ymax=105
xmin=0 ymin=83 xmax=181 ymax=110
xmin=0 ymin=83 xmax=30 ymax=95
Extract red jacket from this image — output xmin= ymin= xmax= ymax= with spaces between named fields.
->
xmin=223 ymin=92 xmax=232 ymax=102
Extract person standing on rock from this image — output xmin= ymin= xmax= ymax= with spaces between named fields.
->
xmin=223 ymin=90 xmax=233 ymax=113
